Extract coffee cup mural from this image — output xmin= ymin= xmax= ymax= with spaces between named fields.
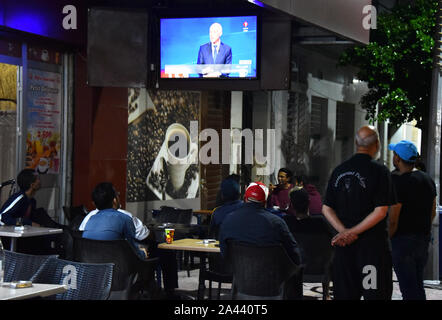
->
xmin=165 ymin=123 xmax=197 ymax=191
xmin=146 ymin=122 xmax=199 ymax=200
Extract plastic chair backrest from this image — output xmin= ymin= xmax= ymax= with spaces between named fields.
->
xmin=0 ymin=179 xmax=16 ymax=208
xmin=156 ymin=206 xmax=192 ymax=224
xmin=63 ymin=205 xmax=88 ymax=229
xmin=4 ymin=250 xmax=58 ymax=282
xmin=30 ymin=258 xmax=114 ymax=300
xmin=72 ymin=237 xmax=158 ymax=294
xmin=62 ymin=229 xmax=83 ymax=261
xmin=283 ymin=215 xmax=334 ymax=280
xmin=208 ymin=252 xmax=232 ymax=276
xmin=226 ymin=240 xmax=298 ymax=298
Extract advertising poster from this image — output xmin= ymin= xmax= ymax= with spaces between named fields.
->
xmin=25 ymin=69 xmax=62 ymax=174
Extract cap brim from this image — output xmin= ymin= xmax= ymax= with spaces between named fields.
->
xmin=388 ymin=143 xmax=396 ymax=151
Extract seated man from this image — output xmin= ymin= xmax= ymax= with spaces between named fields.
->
xmin=209 ymin=177 xmax=243 ymax=239
xmin=82 ymin=182 xmax=144 ymax=257
xmin=284 ymin=186 xmax=334 ymax=300
xmin=284 ymin=186 xmax=334 ymax=235
xmin=82 ymin=182 xmax=179 ymax=298
xmin=219 ymin=182 xmax=303 ymax=299
xmin=0 ymin=169 xmax=63 ymax=228
xmin=289 ymin=186 xmax=310 ymax=216
xmin=79 ymin=206 xmax=151 ymax=244
xmin=214 ymin=174 xmax=240 ymax=207
xmin=0 ymin=169 xmax=65 ymax=254
xmin=293 ymin=175 xmax=323 ymax=215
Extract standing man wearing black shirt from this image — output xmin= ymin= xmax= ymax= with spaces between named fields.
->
xmin=388 ymin=140 xmax=437 ymax=300
xmin=322 ymin=126 xmax=397 ymax=300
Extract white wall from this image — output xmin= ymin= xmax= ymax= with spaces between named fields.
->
xmin=249 ymin=44 xmax=372 ymax=192
xmin=250 ymin=91 xmax=288 ymax=185
xmin=306 ymin=75 xmax=369 ymax=169
xmin=388 ymin=122 xmax=422 ymax=170
xmin=230 ymin=91 xmax=243 ymax=175
xmin=251 ymin=92 xmax=271 ymax=184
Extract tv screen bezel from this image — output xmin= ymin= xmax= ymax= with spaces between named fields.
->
xmin=157 ymin=13 xmax=261 ymax=83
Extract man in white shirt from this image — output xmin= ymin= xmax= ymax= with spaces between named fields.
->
xmin=79 ymin=208 xmax=150 ymax=242
xmin=80 ymin=194 xmax=179 ymax=298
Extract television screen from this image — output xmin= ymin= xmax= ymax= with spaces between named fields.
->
xmin=160 ymin=16 xmax=258 ymax=79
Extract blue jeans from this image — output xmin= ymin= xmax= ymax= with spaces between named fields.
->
xmin=391 ymin=234 xmax=430 ymax=300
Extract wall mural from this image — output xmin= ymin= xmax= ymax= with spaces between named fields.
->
xmin=127 ymin=89 xmax=200 ymax=202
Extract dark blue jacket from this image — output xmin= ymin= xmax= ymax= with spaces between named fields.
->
xmin=0 ymin=191 xmax=34 ymax=226
xmin=209 ymin=200 xmax=243 ymax=239
xmin=219 ymin=202 xmax=302 ymax=265
xmin=197 ymin=42 xmax=232 ymax=65
xmin=82 ymin=208 xmax=145 ymax=259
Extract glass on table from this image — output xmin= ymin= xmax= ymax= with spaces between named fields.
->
xmin=165 ymin=228 xmax=175 ymax=243
xmin=14 ymin=218 xmax=25 ymax=231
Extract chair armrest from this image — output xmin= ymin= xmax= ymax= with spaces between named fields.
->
xmin=140 ymin=256 xmax=159 ymax=264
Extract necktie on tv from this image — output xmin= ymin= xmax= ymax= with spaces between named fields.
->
xmin=213 ymin=45 xmax=218 ymax=63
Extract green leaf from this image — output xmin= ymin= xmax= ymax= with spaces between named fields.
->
xmin=339 ymin=0 xmax=437 ymax=128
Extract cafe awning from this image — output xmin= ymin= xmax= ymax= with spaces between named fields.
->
xmin=255 ymin=0 xmax=373 ymax=44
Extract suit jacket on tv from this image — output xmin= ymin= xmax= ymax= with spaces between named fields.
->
xmin=197 ymin=42 xmax=232 ymax=64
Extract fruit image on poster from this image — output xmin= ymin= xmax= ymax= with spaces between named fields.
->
xmin=25 ymin=69 xmax=62 ymax=174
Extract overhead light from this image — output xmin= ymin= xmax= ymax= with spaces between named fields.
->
xmin=247 ymin=0 xmax=266 ymax=8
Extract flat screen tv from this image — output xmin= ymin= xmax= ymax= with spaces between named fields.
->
xmin=160 ymin=15 xmax=258 ymax=79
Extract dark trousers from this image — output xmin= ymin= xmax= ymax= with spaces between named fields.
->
xmin=391 ymin=234 xmax=430 ymax=300
xmin=332 ymin=235 xmax=392 ymax=300
xmin=137 ymin=237 xmax=178 ymax=291
xmin=283 ymin=269 xmax=304 ymax=300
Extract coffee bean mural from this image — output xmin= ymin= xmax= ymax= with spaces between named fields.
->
xmin=127 ymin=90 xmax=200 ymax=202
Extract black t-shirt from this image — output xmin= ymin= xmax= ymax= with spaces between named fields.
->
xmin=324 ymin=153 xmax=397 ymax=238
xmin=392 ymin=170 xmax=436 ymax=236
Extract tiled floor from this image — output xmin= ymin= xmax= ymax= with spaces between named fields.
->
xmin=173 ymin=263 xmax=442 ymax=300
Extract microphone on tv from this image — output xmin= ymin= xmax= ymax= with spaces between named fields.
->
xmin=0 ymin=179 xmax=15 ymax=188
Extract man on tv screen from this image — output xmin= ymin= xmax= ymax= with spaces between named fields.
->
xmin=197 ymin=22 xmax=232 ymax=77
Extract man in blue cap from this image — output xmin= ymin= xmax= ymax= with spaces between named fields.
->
xmin=388 ymin=140 xmax=437 ymax=300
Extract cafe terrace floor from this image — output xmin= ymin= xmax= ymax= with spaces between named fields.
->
xmin=174 ymin=258 xmax=442 ymax=300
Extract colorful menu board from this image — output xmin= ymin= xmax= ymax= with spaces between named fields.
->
xmin=25 ymin=69 xmax=62 ymax=174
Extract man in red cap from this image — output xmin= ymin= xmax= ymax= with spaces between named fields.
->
xmin=219 ymin=182 xmax=303 ymax=299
